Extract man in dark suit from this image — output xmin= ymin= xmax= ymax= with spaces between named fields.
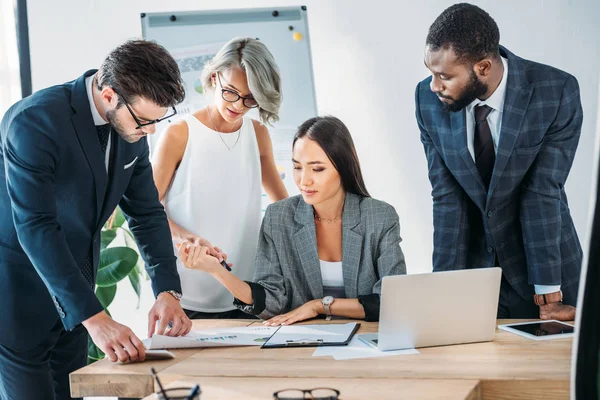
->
xmin=0 ymin=40 xmax=192 ymax=400
xmin=415 ymin=3 xmax=583 ymax=320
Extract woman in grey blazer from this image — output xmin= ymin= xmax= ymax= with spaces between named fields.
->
xmin=179 ymin=116 xmax=406 ymax=324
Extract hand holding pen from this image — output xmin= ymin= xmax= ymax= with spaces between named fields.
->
xmin=177 ymin=242 xmax=233 ymax=273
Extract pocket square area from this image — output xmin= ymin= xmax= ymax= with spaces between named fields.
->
xmin=124 ymin=157 xmax=138 ymax=169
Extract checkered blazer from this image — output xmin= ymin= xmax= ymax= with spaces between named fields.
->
xmin=236 ymin=193 xmax=406 ymax=319
xmin=415 ymin=46 xmax=583 ymax=305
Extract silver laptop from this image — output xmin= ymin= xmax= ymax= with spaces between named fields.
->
xmin=365 ymin=267 xmax=502 ymax=351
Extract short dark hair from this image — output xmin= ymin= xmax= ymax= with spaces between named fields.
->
xmin=95 ymin=39 xmax=185 ymax=107
xmin=293 ymin=116 xmax=370 ymax=198
xmin=426 ymin=3 xmax=500 ymax=63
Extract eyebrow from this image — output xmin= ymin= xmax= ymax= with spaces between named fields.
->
xmin=424 ymin=59 xmax=440 ymax=73
xmin=292 ymin=158 xmax=326 ymax=165
xmin=424 ymin=59 xmax=450 ymax=76
xmin=225 ymin=84 xmax=254 ymax=98
xmin=127 ymin=103 xmax=154 ymax=122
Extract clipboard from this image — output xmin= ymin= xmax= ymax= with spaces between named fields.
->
xmin=261 ymin=322 xmax=361 ymax=349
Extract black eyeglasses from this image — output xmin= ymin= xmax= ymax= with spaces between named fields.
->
xmin=273 ymin=388 xmax=340 ymax=400
xmin=217 ymin=73 xmax=259 ymax=109
xmin=114 ymin=89 xmax=177 ymax=129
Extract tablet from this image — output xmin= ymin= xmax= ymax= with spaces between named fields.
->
xmin=498 ymin=320 xmax=574 ymax=340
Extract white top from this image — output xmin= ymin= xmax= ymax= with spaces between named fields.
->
xmin=320 ymin=260 xmax=344 ymax=288
xmin=163 ymin=114 xmax=262 ymax=312
xmin=85 ymin=74 xmax=111 ymax=172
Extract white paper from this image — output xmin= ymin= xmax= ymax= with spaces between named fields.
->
xmin=312 ymin=335 xmax=419 ymax=360
xmin=144 ymin=326 xmax=278 ymax=349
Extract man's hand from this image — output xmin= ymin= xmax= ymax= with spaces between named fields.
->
xmin=83 ymin=311 xmax=146 ymax=363
xmin=264 ymin=300 xmax=323 ymax=326
xmin=539 ymin=302 xmax=576 ymax=321
xmin=147 ymin=292 xmax=192 ymax=338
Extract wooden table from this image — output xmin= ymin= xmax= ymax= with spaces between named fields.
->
xmin=141 ymin=378 xmax=482 ymax=400
xmin=71 ymin=319 xmax=573 ymax=399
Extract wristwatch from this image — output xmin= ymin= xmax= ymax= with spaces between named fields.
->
xmin=533 ymin=290 xmax=562 ymax=306
xmin=322 ymin=296 xmax=335 ymax=321
xmin=163 ymin=290 xmax=182 ymax=302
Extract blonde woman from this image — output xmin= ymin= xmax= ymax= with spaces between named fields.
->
xmin=152 ymin=37 xmax=288 ymax=319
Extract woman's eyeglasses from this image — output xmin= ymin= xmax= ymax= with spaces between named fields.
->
xmin=217 ymin=73 xmax=259 ymax=109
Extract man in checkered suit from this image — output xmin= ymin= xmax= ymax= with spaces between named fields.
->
xmin=416 ymin=3 xmax=583 ymax=320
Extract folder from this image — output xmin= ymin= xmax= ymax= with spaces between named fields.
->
xmin=261 ymin=322 xmax=360 ymax=348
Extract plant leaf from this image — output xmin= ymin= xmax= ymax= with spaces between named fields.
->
xmin=95 ymin=284 xmax=117 ymax=309
xmin=122 ymin=227 xmax=148 ymax=282
xmin=96 ymin=247 xmax=138 ymax=287
xmin=128 ymin=268 xmax=142 ymax=308
xmin=113 ymin=207 xmax=126 ymax=228
xmin=100 ymin=229 xmax=117 ymax=250
xmin=87 ymin=335 xmax=105 ymax=364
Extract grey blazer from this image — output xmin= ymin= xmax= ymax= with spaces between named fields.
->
xmin=234 ymin=192 xmax=406 ymax=320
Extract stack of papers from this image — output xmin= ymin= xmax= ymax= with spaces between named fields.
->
xmin=312 ymin=334 xmax=419 ymax=360
xmin=144 ymin=326 xmax=278 ymax=349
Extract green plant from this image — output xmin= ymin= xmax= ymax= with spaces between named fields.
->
xmin=87 ymin=207 xmax=146 ymax=364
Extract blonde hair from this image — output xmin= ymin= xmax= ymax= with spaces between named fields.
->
xmin=201 ymin=37 xmax=282 ymax=125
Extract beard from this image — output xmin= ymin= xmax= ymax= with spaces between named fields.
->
xmin=106 ymin=107 xmax=146 ymax=144
xmin=440 ymin=71 xmax=488 ymax=112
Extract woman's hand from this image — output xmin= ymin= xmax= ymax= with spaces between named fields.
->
xmin=263 ymin=300 xmax=323 ymax=326
xmin=177 ymin=243 xmax=222 ymax=273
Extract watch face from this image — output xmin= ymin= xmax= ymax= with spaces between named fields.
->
xmin=322 ymin=296 xmax=334 ymax=306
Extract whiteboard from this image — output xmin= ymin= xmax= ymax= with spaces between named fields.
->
xmin=141 ymin=6 xmax=317 ymax=201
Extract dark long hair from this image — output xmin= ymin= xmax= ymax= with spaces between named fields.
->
xmin=293 ymin=116 xmax=370 ymax=198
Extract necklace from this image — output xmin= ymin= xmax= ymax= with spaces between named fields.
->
xmin=208 ymin=106 xmax=242 ymax=151
xmin=314 ymin=212 xmax=342 ymax=223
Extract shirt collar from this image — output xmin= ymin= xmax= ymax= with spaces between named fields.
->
xmin=467 ymin=56 xmax=508 ymax=113
xmin=85 ymin=74 xmax=108 ymax=126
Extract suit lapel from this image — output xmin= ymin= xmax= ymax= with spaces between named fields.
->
xmin=487 ymin=47 xmax=533 ymax=202
xmin=450 ymin=111 xmax=487 ymax=211
xmin=293 ymin=200 xmax=323 ymax=300
xmin=341 ymin=193 xmax=362 ymax=298
xmin=70 ymin=70 xmax=107 ymax=223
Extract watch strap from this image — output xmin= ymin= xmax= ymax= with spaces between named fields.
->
xmin=533 ymin=291 xmax=562 ymax=306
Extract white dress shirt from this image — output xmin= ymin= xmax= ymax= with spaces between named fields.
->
xmin=85 ymin=74 xmax=111 ymax=172
xmin=465 ymin=57 xmax=560 ymax=296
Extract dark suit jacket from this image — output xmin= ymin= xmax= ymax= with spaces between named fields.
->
xmin=235 ymin=193 xmax=407 ymax=321
xmin=415 ymin=46 xmax=583 ymax=305
xmin=0 ymin=70 xmax=181 ymax=351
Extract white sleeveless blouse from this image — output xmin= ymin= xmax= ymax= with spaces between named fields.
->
xmin=163 ymin=114 xmax=262 ymax=312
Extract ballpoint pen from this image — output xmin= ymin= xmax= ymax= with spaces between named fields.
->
xmin=220 ymin=259 xmax=232 ymax=271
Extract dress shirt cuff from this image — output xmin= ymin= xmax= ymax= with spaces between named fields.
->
xmin=534 ymin=285 xmax=562 ymax=295
xmin=358 ymin=294 xmax=380 ymax=322
xmin=233 ymin=281 xmax=266 ymax=316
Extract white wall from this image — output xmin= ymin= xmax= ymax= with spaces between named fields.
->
xmin=26 ymin=0 xmax=600 ymax=334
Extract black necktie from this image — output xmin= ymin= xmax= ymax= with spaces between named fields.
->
xmin=82 ymin=125 xmax=110 ymax=288
xmin=96 ymin=124 xmax=111 ymax=157
xmin=474 ymin=104 xmax=495 ymax=191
